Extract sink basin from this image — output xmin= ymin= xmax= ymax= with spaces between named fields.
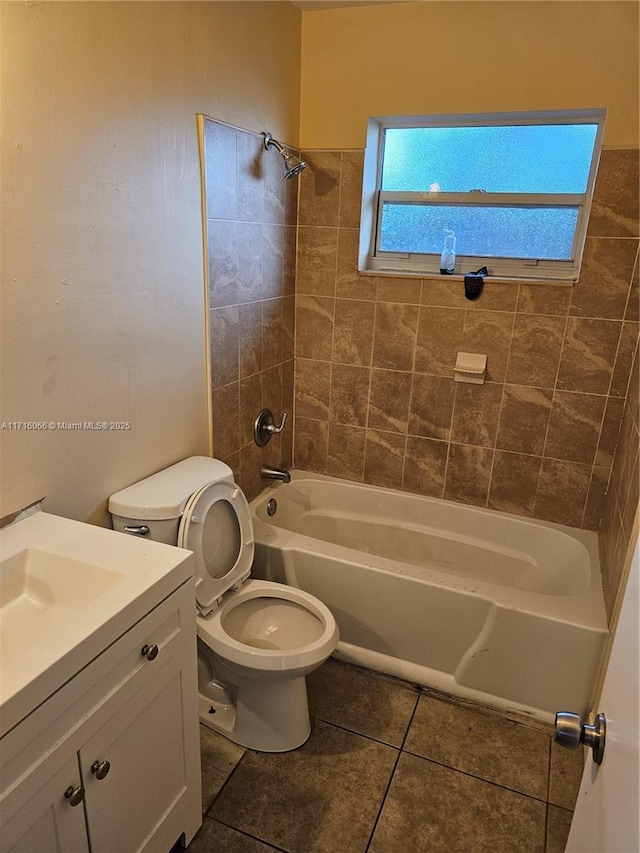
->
xmin=0 ymin=509 xmax=195 ymax=737
xmin=0 ymin=549 xmax=125 ymax=669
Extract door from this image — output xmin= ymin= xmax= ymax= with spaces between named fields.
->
xmin=80 ymin=645 xmax=200 ymax=853
xmin=0 ymin=754 xmax=89 ymax=853
xmin=566 ymin=536 xmax=639 ymax=852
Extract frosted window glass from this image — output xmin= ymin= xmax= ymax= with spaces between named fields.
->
xmin=379 ymin=203 xmax=579 ymax=260
xmin=381 ymin=125 xmax=598 ymax=194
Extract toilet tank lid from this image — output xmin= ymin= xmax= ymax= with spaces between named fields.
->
xmin=108 ymin=456 xmax=235 ymax=520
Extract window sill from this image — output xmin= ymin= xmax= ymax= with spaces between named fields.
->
xmin=359 ymin=268 xmax=575 ymax=287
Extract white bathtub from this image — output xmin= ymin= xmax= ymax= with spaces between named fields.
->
xmin=250 ymin=471 xmax=608 ymax=722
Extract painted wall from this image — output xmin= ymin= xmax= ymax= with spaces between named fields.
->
xmin=0 ymin=1 xmax=301 ymax=524
xmin=300 ymin=1 xmax=639 ymax=149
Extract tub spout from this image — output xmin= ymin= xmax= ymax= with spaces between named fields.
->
xmin=260 ymin=465 xmax=291 ymax=484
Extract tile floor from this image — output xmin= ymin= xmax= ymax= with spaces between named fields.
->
xmin=187 ymin=659 xmax=585 ymax=853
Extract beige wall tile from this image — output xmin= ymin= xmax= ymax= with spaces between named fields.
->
xmin=364 ymin=429 xmax=406 ymax=489
xmin=205 ymin=121 xmax=237 ymax=220
xmin=587 ymin=148 xmax=639 ymax=238
xmin=408 ymin=374 xmax=455 ymax=441
xmin=298 ymin=151 xmax=341 ymax=227
xmin=372 ymin=302 xmax=419 ymax=371
xmin=296 ymin=358 xmax=331 ymax=420
xmin=570 ymin=238 xmax=637 ymax=320
xmin=239 ymin=373 xmax=262 ymax=447
xmin=336 ymin=228 xmax=376 ymax=300
xmin=327 ymin=424 xmax=366 ymax=480
xmin=238 ymin=302 xmax=262 ymax=379
xmin=595 ymin=396 xmax=625 ymax=466
xmin=208 ymin=219 xmax=239 ymax=308
xmin=444 ymin=444 xmax=493 ymax=506
xmin=496 ymin=385 xmax=553 ymax=456
xmin=261 ymin=223 xmax=284 ymax=300
xmin=210 ymin=306 xmax=239 ymax=389
xmin=369 ymin=369 xmax=412 ymax=433
xmin=583 ymin=467 xmax=611 ymax=531
xmin=297 ymin=226 xmax=338 ymax=296
xmin=545 ymin=391 xmax=606 ymax=465
xmin=283 ymin=226 xmax=297 ymax=296
xmin=377 ymin=277 xmax=422 ymax=304
xmin=506 ymin=315 xmax=566 ymax=388
xmin=516 ymin=284 xmax=572 ymax=316
xmin=556 ymin=317 xmax=621 ymax=394
xmin=236 ymin=222 xmax=263 ymax=303
xmin=237 ymin=131 xmax=264 ymax=223
xmin=488 ymin=451 xmax=542 ymax=516
xmin=294 ymin=417 xmax=328 ymax=472
xmin=296 ymin=295 xmax=335 ymax=360
xmin=415 ymin=306 xmax=464 ymax=376
xmin=212 ymin=382 xmax=240 ymax=461
xmin=534 ymin=459 xmax=591 ymax=527
xmin=451 ymin=383 xmax=503 ymax=448
xmin=333 ymin=299 xmax=376 ymax=366
xmin=330 ymin=363 xmax=370 ymax=427
xmin=338 ymin=151 xmax=364 ymax=229
xmin=461 ymin=311 xmax=514 ymax=382
xmin=262 ymin=298 xmax=283 ymax=369
xmin=403 ymin=436 xmax=447 ymax=498
xmin=625 ymin=252 xmax=639 ymax=321
xmin=610 ymin=321 xmax=639 ymax=396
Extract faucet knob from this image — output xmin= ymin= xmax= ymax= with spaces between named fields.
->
xmin=254 ymin=409 xmax=287 ymax=446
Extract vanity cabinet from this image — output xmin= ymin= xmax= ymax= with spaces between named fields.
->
xmin=0 ymin=581 xmax=202 ymax=853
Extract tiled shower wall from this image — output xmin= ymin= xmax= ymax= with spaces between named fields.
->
xmin=293 ymin=149 xmax=639 ymax=547
xmin=204 ymin=119 xmax=297 ymax=500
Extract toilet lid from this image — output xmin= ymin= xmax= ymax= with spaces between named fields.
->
xmin=177 ymin=480 xmax=254 ymax=614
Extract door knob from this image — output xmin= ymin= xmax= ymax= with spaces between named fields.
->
xmin=141 ymin=643 xmax=159 ymax=661
xmin=91 ymin=759 xmax=111 ymax=780
xmin=554 ymin=711 xmax=606 ymax=764
xmin=64 ymin=785 xmax=85 ymax=806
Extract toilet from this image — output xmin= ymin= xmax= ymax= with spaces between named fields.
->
xmin=108 ymin=456 xmax=338 ymax=752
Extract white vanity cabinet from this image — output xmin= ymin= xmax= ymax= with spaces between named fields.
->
xmin=0 ymin=581 xmax=202 ymax=853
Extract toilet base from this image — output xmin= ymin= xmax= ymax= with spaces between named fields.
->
xmin=197 ymin=673 xmax=311 ymax=752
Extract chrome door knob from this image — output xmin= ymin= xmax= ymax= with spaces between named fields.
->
xmin=91 ymin=759 xmax=111 ymax=780
xmin=554 ymin=711 xmax=606 ymax=765
xmin=64 ymin=785 xmax=85 ymax=806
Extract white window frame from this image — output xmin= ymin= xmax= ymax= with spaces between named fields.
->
xmin=359 ymin=109 xmax=606 ymax=283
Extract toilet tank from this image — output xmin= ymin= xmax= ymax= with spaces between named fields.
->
xmin=109 ymin=456 xmax=235 ymax=544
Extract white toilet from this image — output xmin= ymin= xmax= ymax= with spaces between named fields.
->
xmin=108 ymin=456 xmax=338 ymax=752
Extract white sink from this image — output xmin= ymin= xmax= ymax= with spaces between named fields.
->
xmin=0 ymin=549 xmax=126 ymax=669
xmin=0 ymin=510 xmax=195 ymax=737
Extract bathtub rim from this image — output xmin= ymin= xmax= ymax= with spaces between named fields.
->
xmin=250 ymin=469 xmax=607 ymax=632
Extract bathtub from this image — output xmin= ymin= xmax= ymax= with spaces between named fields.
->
xmin=250 ymin=471 xmax=608 ymax=722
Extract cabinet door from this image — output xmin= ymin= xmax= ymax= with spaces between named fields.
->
xmin=80 ymin=644 xmax=200 ymax=853
xmin=0 ymin=754 xmax=89 ymax=853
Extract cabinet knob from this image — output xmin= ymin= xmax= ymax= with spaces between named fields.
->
xmin=64 ymin=785 xmax=85 ymax=806
xmin=91 ymin=759 xmax=111 ymax=780
xmin=141 ymin=643 xmax=159 ymax=661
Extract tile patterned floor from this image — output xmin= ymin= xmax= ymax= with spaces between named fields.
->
xmin=187 ymin=659 xmax=585 ymax=853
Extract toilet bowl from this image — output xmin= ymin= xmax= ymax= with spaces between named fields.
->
xmin=109 ymin=457 xmax=338 ymax=752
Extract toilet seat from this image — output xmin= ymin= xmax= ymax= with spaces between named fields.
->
xmin=177 ymin=480 xmax=254 ymax=616
xmin=197 ymin=579 xmax=339 ymax=672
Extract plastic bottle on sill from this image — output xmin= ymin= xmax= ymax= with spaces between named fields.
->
xmin=440 ymin=229 xmax=456 ymax=275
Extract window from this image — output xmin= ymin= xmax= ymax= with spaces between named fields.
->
xmin=360 ymin=110 xmax=605 ymax=282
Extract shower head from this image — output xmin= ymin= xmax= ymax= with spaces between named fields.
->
xmin=262 ymin=132 xmax=306 ymax=180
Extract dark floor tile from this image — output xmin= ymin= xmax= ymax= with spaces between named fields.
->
xmin=200 ymin=725 xmax=245 ymax=813
xmin=188 ymin=817 xmax=282 ymax=852
xmin=210 ymin=719 xmax=398 ymax=852
xmin=307 ymin=658 xmax=418 ymax=746
xmin=369 ymin=752 xmax=546 ymax=853
xmin=549 ymin=741 xmax=585 ymax=810
xmin=546 ymin=805 xmax=574 ymax=853
xmin=404 ymin=695 xmax=550 ymax=799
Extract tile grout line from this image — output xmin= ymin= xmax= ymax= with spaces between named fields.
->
xmin=363 ymin=692 xmax=422 ymax=852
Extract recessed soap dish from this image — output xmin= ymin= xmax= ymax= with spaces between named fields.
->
xmin=454 ymin=352 xmax=487 ymax=384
